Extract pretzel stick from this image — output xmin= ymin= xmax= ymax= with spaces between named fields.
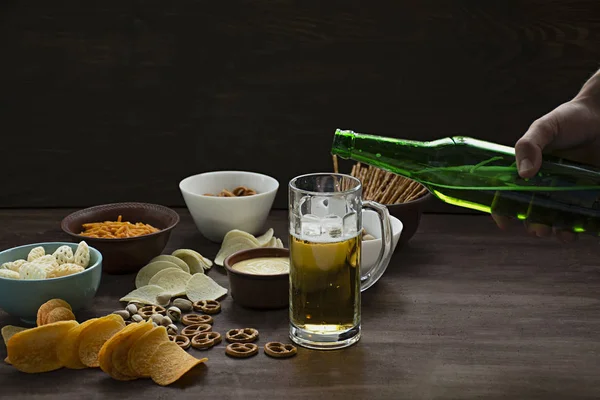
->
xmin=379 ymin=175 xmax=402 ymax=204
xmin=332 ymin=155 xmax=339 ymax=174
xmin=398 ymin=181 xmax=421 ymax=203
xmin=373 ymin=172 xmax=395 ymax=203
xmin=406 ymin=186 xmax=428 ymax=202
xmin=365 ymin=168 xmax=382 ymax=200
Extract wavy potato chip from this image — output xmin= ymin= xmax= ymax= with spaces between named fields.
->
xmin=78 ymin=314 xmax=125 ymax=368
xmin=119 ymin=285 xmax=166 ymax=305
xmin=172 ymin=249 xmax=209 ymax=274
xmin=112 ymin=321 xmax=153 ymax=378
xmin=149 ymin=341 xmax=208 ymax=386
xmin=185 ymin=273 xmax=228 ymax=302
xmin=37 ymin=298 xmax=72 ymax=327
xmin=275 ymin=238 xmax=284 ymax=248
xmin=150 ymin=255 xmax=190 ymax=273
xmin=148 ymin=267 xmax=191 ymax=297
xmin=56 ymin=318 xmax=98 ymax=369
xmin=135 ymin=261 xmax=184 ymax=288
xmin=128 ymin=326 xmax=169 ymax=377
xmin=7 ymin=320 xmax=78 ymax=373
xmin=256 ymin=228 xmax=275 ymax=246
xmin=99 ymin=321 xmax=151 ymax=381
xmin=214 ymin=235 xmax=260 ymax=266
xmin=45 ymin=307 xmax=76 ymax=324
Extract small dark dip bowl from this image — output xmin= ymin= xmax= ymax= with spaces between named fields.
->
xmin=61 ymin=202 xmax=180 ymax=274
xmin=224 ymin=247 xmax=289 ymax=310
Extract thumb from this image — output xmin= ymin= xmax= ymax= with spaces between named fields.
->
xmin=514 ymin=115 xmax=558 ymax=178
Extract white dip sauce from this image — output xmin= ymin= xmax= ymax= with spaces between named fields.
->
xmin=232 ymin=257 xmax=289 ymax=275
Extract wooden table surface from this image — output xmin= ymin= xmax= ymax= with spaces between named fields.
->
xmin=1 ymin=209 xmax=599 ymax=400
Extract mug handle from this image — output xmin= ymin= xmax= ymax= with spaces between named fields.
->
xmin=360 ymin=201 xmax=394 ymax=292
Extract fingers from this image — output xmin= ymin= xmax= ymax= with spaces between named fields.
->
xmin=492 ymin=215 xmax=578 ymax=243
xmin=553 ymin=227 xmax=578 ymax=243
xmin=491 ymin=213 xmax=512 ymax=230
xmin=515 ymin=114 xmax=559 ymax=179
xmin=525 ymin=222 xmax=552 ymax=237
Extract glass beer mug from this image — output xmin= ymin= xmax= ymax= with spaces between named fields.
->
xmin=288 ymin=173 xmax=394 ymax=350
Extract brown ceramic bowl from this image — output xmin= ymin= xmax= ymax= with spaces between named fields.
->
xmin=61 ymin=202 xmax=180 ymax=275
xmin=385 ymin=190 xmax=433 ymax=247
xmin=224 ymin=247 xmax=289 ymax=310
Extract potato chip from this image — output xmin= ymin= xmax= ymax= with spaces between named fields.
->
xmin=148 ymin=267 xmax=191 ymax=297
xmin=150 ymin=255 xmax=190 ymax=273
xmin=172 ymin=249 xmax=210 ymax=274
xmin=27 ymin=246 xmax=45 ymax=262
xmin=74 ymin=241 xmax=90 ymax=268
xmin=52 ymin=245 xmax=74 ymax=265
xmin=119 ymin=285 xmax=166 ymax=305
xmin=135 ymin=261 xmax=184 ymax=288
xmin=128 ymin=326 xmax=169 ymax=378
xmin=275 ymin=238 xmax=284 ymax=248
xmin=0 ymin=269 xmax=20 ymax=279
xmin=149 ymin=341 xmax=208 ymax=386
xmin=7 ymin=320 xmax=78 ymax=373
xmin=264 ymin=237 xmax=277 ymax=247
xmin=19 ymin=262 xmax=47 ymax=280
xmin=1 ymin=325 xmax=27 ymax=344
xmin=256 ymin=228 xmax=274 ymax=246
xmin=99 ymin=320 xmax=151 ymax=381
xmin=56 ymin=318 xmax=97 ymax=369
xmin=112 ymin=321 xmax=153 ymax=378
xmin=78 ymin=314 xmax=126 ymax=368
xmin=36 ymin=298 xmax=72 ymax=326
xmin=214 ymin=235 xmax=260 ymax=266
xmin=185 ymin=273 xmax=227 ymax=302
xmin=45 ymin=307 xmax=76 ymax=324
xmin=46 ymin=263 xmax=84 ymax=279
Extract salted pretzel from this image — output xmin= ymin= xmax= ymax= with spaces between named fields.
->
xmin=168 ymin=334 xmax=191 ymax=350
xmin=181 ymin=323 xmax=212 ymax=338
xmin=264 ymin=342 xmax=297 ymax=358
xmin=191 ymin=332 xmax=222 ymax=350
xmin=137 ymin=305 xmax=166 ymax=319
xmin=182 ymin=314 xmax=213 ymax=326
xmin=192 ymin=300 xmax=221 ymax=314
xmin=225 ymin=343 xmax=258 ymax=358
xmin=225 ymin=328 xmax=259 ymax=343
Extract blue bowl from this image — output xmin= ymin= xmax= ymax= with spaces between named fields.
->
xmin=0 ymin=242 xmax=102 ymax=325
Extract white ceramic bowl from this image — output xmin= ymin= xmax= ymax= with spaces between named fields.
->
xmin=179 ymin=171 xmax=279 ymax=242
xmin=361 ymin=210 xmax=403 ymax=271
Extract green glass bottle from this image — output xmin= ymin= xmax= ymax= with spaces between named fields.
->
xmin=331 ymin=129 xmax=600 ymax=236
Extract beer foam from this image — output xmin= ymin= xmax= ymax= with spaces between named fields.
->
xmin=291 ymin=231 xmax=359 ymax=244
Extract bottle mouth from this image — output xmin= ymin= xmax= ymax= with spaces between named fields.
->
xmin=331 ymin=129 xmax=355 ymax=159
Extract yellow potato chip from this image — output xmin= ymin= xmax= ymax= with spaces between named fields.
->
xmin=6 ymin=320 xmax=78 ymax=373
xmin=56 ymin=318 xmax=98 ymax=369
xmin=1 ymin=325 xmax=27 ymax=344
xmin=37 ymin=298 xmax=72 ymax=326
xmin=45 ymin=307 xmax=76 ymax=324
xmin=78 ymin=314 xmax=125 ymax=368
xmin=148 ymin=267 xmax=191 ymax=297
xmin=128 ymin=326 xmax=169 ymax=378
xmin=185 ymin=273 xmax=228 ymax=302
xmin=112 ymin=321 xmax=153 ymax=378
xmin=149 ymin=341 xmax=208 ymax=386
xmin=99 ymin=321 xmax=150 ymax=381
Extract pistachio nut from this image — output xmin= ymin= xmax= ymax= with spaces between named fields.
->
xmin=152 ymin=322 xmax=159 ymax=328
xmin=161 ymin=316 xmax=173 ymax=327
xmin=167 ymin=306 xmax=182 ymax=322
xmin=156 ymin=292 xmax=171 ymax=307
xmin=131 ymin=314 xmax=144 ymax=323
xmin=112 ymin=310 xmax=130 ymax=320
xmin=125 ymin=304 xmax=138 ymax=316
xmin=151 ymin=313 xmax=164 ymax=325
xmin=166 ymin=324 xmax=178 ymax=335
xmin=127 ymin=301 xmax=144 ymax=309
xmin=172 ymin=298 xmax=193 ymax=312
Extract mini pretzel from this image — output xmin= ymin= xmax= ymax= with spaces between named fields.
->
xmin=225 ymin=328 xmax=259 ymax=343
xmin=168 ymin=334 xmax=191 ymax=350
xmin=181 ymin=323 xmax=212 ymax=338
xmin=264 ymin=342 xmax=297 ymax=358
xmin=225 ymin=343 xmax=258 ymax=358
xmin=191 ymin=332 xmax=222 ymax=350
xmin=182 ymin=314 xmax=214 ymax=326
xmin=137 ymin=305 xmax=166 ymax=319
xmin=192 ymin=300 xmax=221 ymax=314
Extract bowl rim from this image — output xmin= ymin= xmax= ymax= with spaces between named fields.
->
xmin=384 ymin=190 xmax=433 ymax=207
xmin=179 ymin=170 xmax=280 ymax=200
xmin=224 ymin=247 xmax=290 ymax=281
xmin=0 ymin=241 xmax=102 ymax=282
xmin=60 ymin=202 xmax=180 ymax=243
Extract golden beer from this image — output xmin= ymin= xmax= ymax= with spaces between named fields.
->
xmin=289 ymin=234 xmax=361 ymax=333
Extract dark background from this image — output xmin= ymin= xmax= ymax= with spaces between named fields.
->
xmin=1 ymin=1 xmax=599 ymax=211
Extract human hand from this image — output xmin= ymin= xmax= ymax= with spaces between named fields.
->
xmin=492 ymin=71 xmax=600 ymax=241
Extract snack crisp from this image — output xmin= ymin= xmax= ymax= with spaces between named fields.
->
xmin=172 ymin=249 xmax=211 ymax=274
xmin=111 ymin=321 xmax=154 ymax=378
xmin=78 ymin=314 xmax=126 ymax=368
xmin=44 ymin=307 xmax=76 ymax=324
xmin=37 ymin=298 xmax=72 ymax=326
xmin=150 ymin=255 xmax=190 ymax=273
xmin=127 ymin=326 xmax=169 ymax=378
xmin=0 ymin=269 xmax=20 ymax=279
xmin=135 ymin=261 xmax=188 ymax=288
xmin=185 ymin=273 xmax=228 ymax=302
xmin=119 ymin=285 xmax=166 ymax=305
xmin=99 ymin=321 xmax=152 ymax=381
xmin=6 ymin=320 xmax=79 ymax=373
xmin=214 ymin=228 xmax=283 ymax=266
xmin=147 ymin=267 xmax=192 ymax=297
xmin=56 ymin=318 xmax=98 ymax=369
xmin=149 ymin=341 xmax=208 ymax=386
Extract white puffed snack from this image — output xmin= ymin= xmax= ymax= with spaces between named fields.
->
xmin=27 ymin=246 xmax=45 ymax=262
xmin=52 ymin=245 xmax=74 ymax=265
xmin=74 ymin=241 xmax=90 ymax=268
xmin=46 ymin=263 xmax=84 ymax=278
xmin=19 ymin=263 xmax=47 ymax=280
xmin=0 ymin=269 xmax=20 ymax=279
xmin=0 ymin=259 xmax=26 ymax=272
